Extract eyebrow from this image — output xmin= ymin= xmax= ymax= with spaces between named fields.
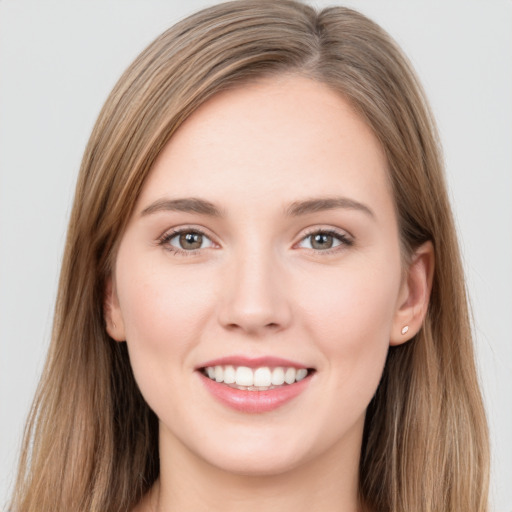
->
xmin=285 ymin=197 xmax=375 ymax=218
xmin=141 ymin=197 xmax=224 ymax=217
xmin=140 ymin=196 xmax=374 ymax=219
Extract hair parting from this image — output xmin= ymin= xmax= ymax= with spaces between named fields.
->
xmin=10 ymin=2 xmax=489 ymax=511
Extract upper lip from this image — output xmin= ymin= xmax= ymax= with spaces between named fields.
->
xmin=196 ymin=355 xmax=312 ymax=370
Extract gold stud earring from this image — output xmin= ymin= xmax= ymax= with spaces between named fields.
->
xmin=401 ymin=325 xmax=409 ymax=335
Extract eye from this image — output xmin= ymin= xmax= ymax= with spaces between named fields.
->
xmin=159 ymin=228 xmax=215 ymax=255
xmin=297 ymin=229 xmax=352 ymax=252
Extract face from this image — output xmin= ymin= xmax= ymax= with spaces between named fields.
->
xmin=108 ymin=75 xmax=411 ymax=477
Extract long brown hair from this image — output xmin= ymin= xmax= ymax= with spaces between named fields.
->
xmin=10 ymin=2 xmax=489 ymax=511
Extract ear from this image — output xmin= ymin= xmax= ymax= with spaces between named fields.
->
xmin=104 ymin=275 xmax=126 ymax=342
xmin=390 ymin=241 xmax=435 ymax=346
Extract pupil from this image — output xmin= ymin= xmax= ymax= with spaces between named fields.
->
xmin=180 ymin=232 xmax=202 ymax=249
xmin=312 ymin=233 xmax=333 ymax=250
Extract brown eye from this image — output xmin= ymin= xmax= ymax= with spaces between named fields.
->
xmin=297 ymin=230 xmax=351 ymax=252
xmin=163 ymin=229 xmax=214 ymax=253
xmin=310 ymin=233 xmax=335 ymax=250
xmin=179 ymin=232 xmax=204 ymax=250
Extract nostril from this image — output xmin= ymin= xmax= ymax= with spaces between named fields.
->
xmin=223 ymin=321 xmax=282 ymax=333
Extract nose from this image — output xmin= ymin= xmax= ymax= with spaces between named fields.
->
xmin=217 ymin=248 xmax=292 ymax=336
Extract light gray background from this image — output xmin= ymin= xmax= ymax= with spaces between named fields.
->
xmin=1 ymin=1 xmax=511 ymax=510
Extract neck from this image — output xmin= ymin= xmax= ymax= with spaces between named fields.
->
xmin=139 ymin=423 xmax=363 ymax=512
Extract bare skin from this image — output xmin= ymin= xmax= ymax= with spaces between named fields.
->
xmin=106 ymin=75 xmax=433 ymax=512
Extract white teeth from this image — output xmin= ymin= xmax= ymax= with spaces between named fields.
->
xmin=203 ymin=364 xmax=310 ymax=388
xmin=296 ymin=368 xmax=308 ymax=381
xmin=235 ymin=366 xmax=254 ymax=386
xmin=284 ymin=367 xmax=296 ymax=384
xmin=271 ymin=367 xmax=285 ymax=386
xmin=253 ymin=367 xmax=272 ymax=387
xmin=223 ymin=365 xmax=236 ymax=384
xmin=214 ymin=366 xmax=223 ymax=382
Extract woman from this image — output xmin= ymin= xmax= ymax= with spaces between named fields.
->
xmin=9 ymin=1 xmax=489 ymax=511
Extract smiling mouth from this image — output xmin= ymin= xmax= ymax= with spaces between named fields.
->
xmin=201 ymin=365 xmax=315 ymax=391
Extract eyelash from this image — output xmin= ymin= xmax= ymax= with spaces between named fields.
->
xmin=158 ymin=227 xmax=213 ymax=257
xmin=157 ymin=226 xmax=353 ymax=257
xmin=299 ymin=227 xmax=354 ymax=254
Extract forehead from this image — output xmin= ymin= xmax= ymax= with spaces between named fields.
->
xmin=137 ymin=75 xmax=392 ymax=219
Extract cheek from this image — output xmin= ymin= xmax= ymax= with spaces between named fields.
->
xmin=301 ymin=255 xmax=399 ymax=332
xmin=296 ymin=256 xmax=400 ymax=387
xmin=113 ymin=248 xmax=218 ymax=402
xmin=117 ymin=254 xmax=211 ymax=347
xmin=285 ymin=261 xmax=400 ymax=450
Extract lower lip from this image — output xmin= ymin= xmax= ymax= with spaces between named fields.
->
xmin=198 ymin=372 xmax=312 ymax=413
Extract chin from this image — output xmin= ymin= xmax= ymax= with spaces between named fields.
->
xmin=184 ymin=426 xmax=320 ymax=478
xmin=203 ymin=449 xmax=305 ymax=478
